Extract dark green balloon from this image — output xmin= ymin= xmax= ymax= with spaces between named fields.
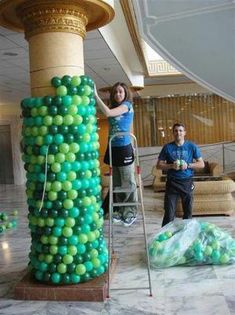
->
xmin=80 ymin=75 xmax=88 ymax=85
xmin=52 ymin=96 xmax=63 ymax=106
xmin=58 ymin=105 xmax=68 ymax=115
xmin=49 ymin=125 xmax=58 ymax=135
xmin=77 ymin=85 xmax=86 ymax=96
xmin=49 ymin=144 xmax=59 ymax=154
xmin=49 ymin=209 xmax=58 ymax=218
xmin=47 ymin=172 xmax=56 ymax=181
xmin=51 ymin=76 xmax=62 ymax=88
xmin=67 ymin=85 xmax=78 ymax=95
xmin=44 ymin=96 xmax=53 ymax=106
xmin=58 ymin=191 xmax=67 ymax=200
xmin=64 ymin=134 xmax=74 ymax=144
xmin=49 ymin=263 xmax=57 ymax=273
xmin=48 ymin=106 xmax=58 ymax=116
xmin=61 ymin=75 xmax=72 ymax=86
xmin=58 ymin=125 xmax=69 ymax=134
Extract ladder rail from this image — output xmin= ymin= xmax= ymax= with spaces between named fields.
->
xmin=107 ymin=132 xmax=153 ymax=298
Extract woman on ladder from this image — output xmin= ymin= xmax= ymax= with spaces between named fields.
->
xmin=95 ymin=82 xmax=137 ymax=226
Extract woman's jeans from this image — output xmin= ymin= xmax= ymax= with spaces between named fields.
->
xmin=113 ymin=163 xmax=137 ymax=218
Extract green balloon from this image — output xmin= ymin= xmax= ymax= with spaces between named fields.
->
xmin=68 ymin=245 xmax=78 ymax=256
xmin=43 ymin=115 xmax=53 ymax=126
xmin=54 ymin=134 xmax=64 ymax=145
xmin=63 ymin=254 xmax=73 ymax=265
xmin=38 ymin=106 xmax=48 ymax=116
xmin=81 ymin=96 xmax=90 ymax=106
xmin=59 ymin=143 xmax=70 ymax=154
xmin=51 ymin=181 xmax=62 ymax=192
xmin=63 ymin=199 xmax=74 ymax=210
xmin=62 ymin=226 xmax=73 ymax=237
xmin=220 ymin=254 xmax=230 ymax=264
xmin=51 ymin=162 xmax=61 ymax=173
xmin=53 ymin=115 xmax=63 ymax=126
xmin=67 ymin=190 xmax=78 ymax=200
xmin=57 ymin=263 xmax=67 ymax=274
xmin=71 ymin=273 xmax=80 ymax=284
xmin=62 ymin=181 xmax=72 ymax=191
xmin=73 ymin=115 xmax=83 ymax=125
xmin=69 ymin=143 xmax=80 ymax=153
xmin=39 ymin=126 xmax=48 ymax=136
xmin=68 ymin=105 xmax=78 ymax=115
xmin=67 ymin=171 xmax=76 ymax=181
xmin=71 ymin=75 xmax=81 ymax=87
xmin=56 ymin=85 xmax=67 ymax=97
xmin=51 ymin=272 xmax=61 ymax=284
xmin=62 ymin=95 xmax=72 ymax=106
xmin=63 ymin=115 xmax=74 ymax=126
xmin=65 ymin=152 xmax=76 ymax=163
xmin=75 ymin=264 xmax=86 ymax=275
xmin=72 ymin=95 xmax=82 ymax=105
xmin=83 ymin=85 xmax=92 ymax=96
xmin=61 ymin=162 xmax=72 ymax=172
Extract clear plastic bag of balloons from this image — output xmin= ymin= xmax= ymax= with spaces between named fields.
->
xmin=148 ymin=219 xmax=235 ymax=268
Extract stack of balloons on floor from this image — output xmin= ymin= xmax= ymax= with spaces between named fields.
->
xmin=149 ymin=219 xmax=235 ymax=268
xmin=0 ymin=210 xmax=18 ymax=234
xmin=21 ymin=75 xmax=108 ymax=284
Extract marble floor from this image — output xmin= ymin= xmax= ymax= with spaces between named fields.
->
xmin=0 ymin=184 xmax=235 ymax=315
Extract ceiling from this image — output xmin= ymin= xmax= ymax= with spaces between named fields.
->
xmin=0 ymin=0 xmax=197 ymax=107
xmin=133 ymin=0 xmax=235 ymax=103
xmin=0 ymin=25 xmax=133 ymax=106
xmin=1 ymin=0 xmax=231 ymax=107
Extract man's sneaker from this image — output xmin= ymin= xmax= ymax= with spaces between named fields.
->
xmin=122 ymin=214 xmax=137 ymax=227
xmin=112 ymin=212 xmax=122 ymax=223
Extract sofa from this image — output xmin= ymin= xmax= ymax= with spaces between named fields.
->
xmin=152 ymin=161 xmax=221 ymax=192
xmin=152 ymin=162 xmax=235 ymax=216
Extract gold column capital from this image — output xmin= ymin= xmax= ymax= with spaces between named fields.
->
xmin=17 ymin=1 xmax=88 ymax=40
xmin=0 ymin=0 xmax=114 ymax=39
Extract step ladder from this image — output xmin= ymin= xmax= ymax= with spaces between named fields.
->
xmin=107 ymin=132 xmax=153 ymax=298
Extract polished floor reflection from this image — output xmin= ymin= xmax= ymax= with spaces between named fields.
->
xmin=0 ymin=185 xmax=235 ymax=315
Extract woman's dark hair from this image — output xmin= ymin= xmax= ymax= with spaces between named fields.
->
xmin=110 ymin=82 xmax=131 ymax=107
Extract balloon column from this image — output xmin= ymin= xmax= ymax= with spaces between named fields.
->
xmin=21 ymin=75 xmax=108 ymax=284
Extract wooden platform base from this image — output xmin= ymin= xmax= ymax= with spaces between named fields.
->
xmin=15 ymin=255 xmax=117 ymax=302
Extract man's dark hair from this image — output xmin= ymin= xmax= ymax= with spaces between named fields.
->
xmin=172 ymin=123 xmax=186 ymax=132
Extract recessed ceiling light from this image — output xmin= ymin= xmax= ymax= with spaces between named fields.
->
xmin=3 ymin=52 xmax=18 ymax=56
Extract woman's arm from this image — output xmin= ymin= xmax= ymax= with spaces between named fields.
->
xmin=94 ymin=86 xmax=128 ymax=117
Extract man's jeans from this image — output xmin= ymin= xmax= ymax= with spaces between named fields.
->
xmin=162 ymin=178 xmax=194 ymax=226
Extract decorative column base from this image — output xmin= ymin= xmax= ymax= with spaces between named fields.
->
xmin=15 ymin=254 xmax=117 ymax=302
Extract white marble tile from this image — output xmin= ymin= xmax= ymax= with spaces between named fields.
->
xmin=0 ymin=185 xmax=235 ymax=315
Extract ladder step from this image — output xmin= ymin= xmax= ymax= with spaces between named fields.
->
xmin=113 ymin=202 xmax=140 ymax=207
xmin=113 ymin=188 xmax=136 ymax=193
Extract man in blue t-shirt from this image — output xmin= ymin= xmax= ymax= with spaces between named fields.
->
xmin=157 ymin=123 xmax=205 ymax=226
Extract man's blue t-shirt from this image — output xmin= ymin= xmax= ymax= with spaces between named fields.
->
xmin=158 ymin=141 xmax=202 ymax=179
xmin=108 ymin=101 xmax=134 ymax=147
